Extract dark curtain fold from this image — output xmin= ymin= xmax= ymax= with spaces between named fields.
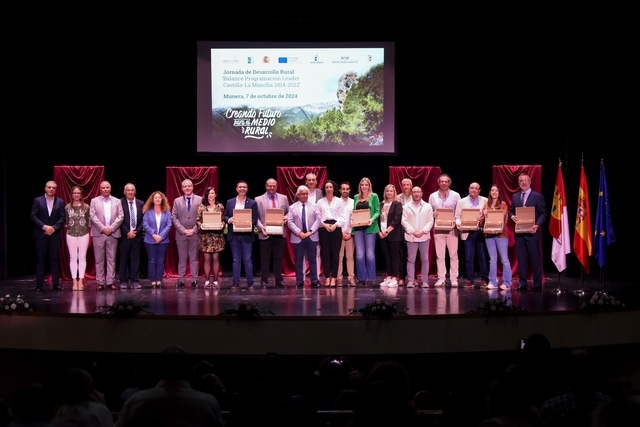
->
xmin=492 ymin=165 xmax=542 ymax=280
xmin=276 ymin=166 xmax=328 ymax=276
xmin=165 ymin=167 xmax=218 ymax=277
xmin=53 ymin=166 xmax=105 ymax=280
xmin=389 ymin=166 xmax=441 ymax=276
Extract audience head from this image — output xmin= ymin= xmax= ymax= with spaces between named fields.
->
xmin=159 ymin=345 xmax=191 ymax=381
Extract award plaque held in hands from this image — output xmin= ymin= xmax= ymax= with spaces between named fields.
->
xmin=459 ymin=208 xmax=481 ymax=231
xmin=515 ymin=206 xmax=536 ymax=233
xmin=484 ymin=210 xmax=504 ymax=234
xmin=434 ymin=208 xmax=454 ymax=231
xmin=233 ymin=209 xmax=253 ymax=232
xmin=265 ymin=208 xmax=285 ymax=235
xmin=351 ymin=209 xmax=371 ymax=227
xmin=201 ymin=211 xmax=223 ymax=230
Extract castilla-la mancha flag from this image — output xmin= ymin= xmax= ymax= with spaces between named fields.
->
xmin=550 ymin=162 xmax=571 ymax=271
xmin=573 ymin=164 xmax=592 ymax=273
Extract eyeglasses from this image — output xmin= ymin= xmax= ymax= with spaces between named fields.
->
xmin=519 ymin=179 xmax=530 ymax=183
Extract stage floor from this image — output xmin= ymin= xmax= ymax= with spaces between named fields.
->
xmin=2 ymin=271 xmax=637 ymax=317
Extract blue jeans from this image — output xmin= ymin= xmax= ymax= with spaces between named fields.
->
xmin=485 ymin=236 xmax=511 ymax=285
xmin=354 ymin=230 xmax=377 ymax=281
xmin=145 ymin=243 xmax=168 ymax=283
xmin=230 ymin=239 xmax=254 ymax=284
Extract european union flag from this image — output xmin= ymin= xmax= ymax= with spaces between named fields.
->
xmin=594 ymin=160 xmax=616 ymax=267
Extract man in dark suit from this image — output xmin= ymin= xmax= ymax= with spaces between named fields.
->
xmin=255 ymin=178 xmax=289 ymax=288
xmin=90 ymin=180 xmax=125 ymax=290
xmin=511 ymin=173 xmax=547 ymax=290
xmin=119 ymin=183 xmax=145 ymax=289
xmin=224 ymin=180 xmax=259 ymax=288
xmin=30 ymin=180 xmax=66 ymax=291
xmin=171 ymin=179 xmax=203 ymax=288
xmin=287 ymin=185 xmax=322 ymax=288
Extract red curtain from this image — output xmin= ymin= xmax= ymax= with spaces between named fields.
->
xmin=53 ymin=166 xmax=105 ymax=280
xmin=492 ymin=165 xmax=542 ymax=280
xmin=389 ymin=166 xmax=441 ymax=276
xmin=276 ymin=166 xmax=328 ymax=276
xmin=164 ymin=167 xmax=218 ymax=277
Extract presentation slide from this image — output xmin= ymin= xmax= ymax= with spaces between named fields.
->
xmin=197 ymin=41 xmax=395 ymax=154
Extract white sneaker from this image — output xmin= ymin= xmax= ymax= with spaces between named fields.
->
xmin=388 ymin=279 xmax=398 ymax=288
xmin=499 ymin=284 xmax=510 ymax=290
xmin=450 ymin=282 xmax=458 ymax=288
xmin=406 ymin=282 xmax=415 ymax=288
xmin=380 ymin=277 xmax=389 ymax=287
xmin=486 ymin=284 xmax=496 ymax=290
xmin=204 ymin=280 xmax=211 ymax=288
xmin=435 ymin=280 xmax=445 ymax=287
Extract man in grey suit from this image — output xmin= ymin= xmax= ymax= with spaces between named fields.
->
xmin=119 ymin=183 xmax=145 ymax=289
xmin=294 ymin=173 xmax=324 ymax=278
xmin=255 ymin=178 xmax=290 ymax=288
xmin=171 ymin=179 xmax=202 ymax=288
xmin=90 ymin=181 xmax=124 ymax=290
xmin=288 ymin=185 xmax=321 ymax=288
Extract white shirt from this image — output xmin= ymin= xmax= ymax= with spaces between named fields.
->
xmin=316 ymin=197 xmax=346 ymax=228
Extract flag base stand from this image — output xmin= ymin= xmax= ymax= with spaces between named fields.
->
xmin=573 ymin=289 xmax=592 ymax=296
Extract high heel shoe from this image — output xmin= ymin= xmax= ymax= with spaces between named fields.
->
xmin=72 ymin=279 xmax=78 ymax=291
xmin=78 ymin=279 xmax=84 ymax=290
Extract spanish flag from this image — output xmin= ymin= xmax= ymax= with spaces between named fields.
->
xmin=573 ymin=164 xmax=592 ymax=273
xmin=550 ymin=162 xmax=570 ymax=271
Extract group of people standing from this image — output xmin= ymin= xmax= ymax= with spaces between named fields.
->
xmin=31 ymin=172 xmax=545 ymax=291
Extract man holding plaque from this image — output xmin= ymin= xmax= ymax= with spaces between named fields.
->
xmin=172 ymin=179 xmax=202 ymax=288
xmin=455 ymin=182 xmax=489 ymax=288
xmin=511 ymin=173 xmax=547 ymax=290
xmin=255 ymin=178 xmax=289 ymax=288
xmin=225 ymin=180 xmax=258 ymax=288
xmin=428 ymin=174 xmax=461 ymax=287
xmin=287 ymin=185 xmax=321 ymax=288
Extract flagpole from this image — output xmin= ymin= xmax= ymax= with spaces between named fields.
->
xmin=550 ymin=156 xmax=568 ymax=295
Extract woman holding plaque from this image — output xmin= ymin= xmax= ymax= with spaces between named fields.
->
xmin=197 ymin=186 xmax=226 ymax=289
xmin=142 ymin=191 xmax=172 ymax=288
xmin=352 ymin=177 xmax=380 ymax=286
xmin=316 ymin=180 xmax=346 ymax=287
xmin=65 ymin=186 xmax=91 ymax=291
xmin=483 ymin=185 xmax=512 ymax=290
xmin=378 ymin=184 xmax=403 ymax=288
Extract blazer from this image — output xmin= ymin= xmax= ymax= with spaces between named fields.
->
xmin=142 ymin=210 xmax=172 ymax=244
xmin=511 ymin=189 xmax=547 ymax=241
xmin=352 ymin=193 xmax=381 ymax=234
xmin=287 ymin=201 xmax=322 ymax=244
xmin=255 ymin=192 xmax=290 ymax=240
xmin=31 ymin=195 xmax=66 ymax=240
xmin=401 ymin=200 xmax=434 ymax=243
xmin=455 ymin=195 xmax=488 ymax=240
xmin=89 ymin=196 xmax=124 ymax=238
xmin=120 ymin=197 xmax=145 ymax=236
xmin=171 ymin=194 xmax=203 ymax=241
xmin=224 ymin=197 xmax=258 ymax=243
xmin=379 ymin=200 xmax=404 ymax=242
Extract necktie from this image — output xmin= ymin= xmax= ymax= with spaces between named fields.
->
xmin=130 ymin=201 xmax=136 ymax=229
xmin=301 ymin=204 xmax=307 ymax=232
xmin=271 ymin=195 xmax=276 ymax=208
xmin=521 ymin=192 xmax=525 ymax=206
xmin=187 ymin=197 xmax=191 ymax=213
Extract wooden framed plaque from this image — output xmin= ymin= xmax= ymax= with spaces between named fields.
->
xmin=515 ymin=206 xmax=536 ymax=233
xmin=459 ymin=208 xmax=481 ymax=231
xmin=233 ymin=209 xmax=253 ymax=232
xmin=434 ymin=208 xmax=454 ymax=231
xmin=351 ymin=209 xmax=370 ymax=227
xmin=265 ymin=208 xmax=285 ymax=235
xmin=484 ymin=210 xmax=505 ymax=233
xmin=201 ymin=211 xmax=223 ymax=230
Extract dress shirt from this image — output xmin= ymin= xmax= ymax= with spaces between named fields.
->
xmin=316 ymin=197 xmax=346 ymax=228
xmin=102 ymin=197 xmax=112 ymax=226
xmin=338 ymin=197 xmax=354 ymax=233
xmin=428 ymin=189 xmax=461 ymax=210
xmin=521 ymin=188 xmax=531 ymax=206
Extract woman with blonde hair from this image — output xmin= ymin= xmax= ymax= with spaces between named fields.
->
xmin=352 ymin=177 xmax=380 ymax=286
xmin=142 ymin=191 xmax=172 ymax=288
xmin=378 ymin=184 xmax=403 ymax=287
xmin=65 ymin=186 xmax=90 ymax=291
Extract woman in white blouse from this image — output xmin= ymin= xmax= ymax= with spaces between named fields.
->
xmin=316 ymin=180 xmax=346 ymax=287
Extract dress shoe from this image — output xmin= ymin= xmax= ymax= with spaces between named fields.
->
xmin=132 ymin=282 xmax=141 ymax=289
xmin=177 ymin=282 xmax=185 ymax=288
xmin=107 ymin=284 xmax=118 ymax=290
xmin=515 ymin=285 xmax=527 ymax=291
xmin=72 ymin=279 xmax=78 ymax=291
xmin=295 ymin=282 xmax=303 ymax=287
xmin=53 ymin=285 xmax=63 ymax=291
xmin=348 ymin=278 xmax=356 ymax=286
xmin=275 ymin=282 xmax=285 ymax=288
xmin=96 ymin=285 xmax=105 ymax=291
xmin=191 ymin=282 xmax=198 ymax=288
xmin=232 ymin=282 xmax=239 ymax=288
xmin=311 ymin=282 xmax=320 ymax=288
xmin=481 ymin=280 xmax=489 ymax=288
xmin=120 ymin=282 xmax=128 ymax=290
xmin=463 ymin=281 xmax=474 ymax=288
xmin=398 ymin=279 xmax=405 ymax=285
